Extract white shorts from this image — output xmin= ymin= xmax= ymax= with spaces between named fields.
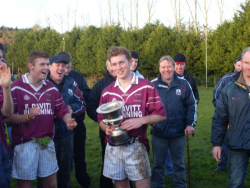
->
xmin=12 ymin=140 xmax=59 ymax=180
xmin=103 ymin=141 xmax=151 ymax=181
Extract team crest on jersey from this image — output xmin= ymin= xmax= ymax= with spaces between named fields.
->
xmin=68 ymin=89 xmax=73 ymax=96
xmin=112 ymin=98 xmax=117 ymax=102
xmin=24 ymin=94 xmax=30 ymax=100
xmin=134 ymin=94 xmax=142 ymax=102
xmin=176 ymin=89 xmax=182 ymax=96
xmin=46 ymin=94 xmax=51 ymax=101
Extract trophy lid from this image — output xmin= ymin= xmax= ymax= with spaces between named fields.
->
xmin=96 ymin=101 xmax=124 ymax=114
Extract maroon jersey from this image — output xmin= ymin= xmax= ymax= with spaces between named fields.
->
xmin=97 ymin=74 xmax=166 ymax=152
xmin=0 ymin=88 xmax=8 ymax=152
xmin=11 ymin=74 xmax=69 ymax=148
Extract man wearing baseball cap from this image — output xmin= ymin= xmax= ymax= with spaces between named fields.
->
xmin=174 ymin=53 xmax=199 ymax=103
xmin=47 ymin=55 xmax=86 ymax=187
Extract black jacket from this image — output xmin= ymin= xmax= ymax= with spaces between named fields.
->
xmin=177 ymin=70 xmax=199 ymax=102
xmin=211 ymin=72 xmax=250 ymax=150
xmin=87 ymin=71 xmax=116 ymax=138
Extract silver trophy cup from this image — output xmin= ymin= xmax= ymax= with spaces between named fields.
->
xmin=96 ymin=101 xmax=131 ymax=146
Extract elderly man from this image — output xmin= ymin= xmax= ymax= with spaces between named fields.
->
xmin=212 ymin=54 xmax=242 ymax=172
xmin=211 ymin=47 xmax=250 ymax=187
xmin=151 ymin=55 xmax=197 ymax=188
xmin=174 ymin=53 xmax=199 ymax=103
xmin=5 ymin=51 xmax=77 ymax=188
xmin=97 ymin=46 xmax=166 ymax=188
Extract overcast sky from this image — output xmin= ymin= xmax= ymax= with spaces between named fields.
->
xmin=1 ymin=0 xmax=246 ymax=33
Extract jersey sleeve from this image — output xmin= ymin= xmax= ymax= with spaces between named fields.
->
xmin=146 ymin=83 xmax=167 ymax=117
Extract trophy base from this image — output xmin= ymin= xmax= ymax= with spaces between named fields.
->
xmin=109 ymin=131 xmax=132 ymax=146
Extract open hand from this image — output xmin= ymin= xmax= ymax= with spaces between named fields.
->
xmin=120 ymin=118 xmax=143 ymax=131
xmin=0 ymin=63 xmax=11 ymax=89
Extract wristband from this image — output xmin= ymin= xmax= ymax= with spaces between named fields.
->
xmin=26 ymin=114 xmax=31 ymax=121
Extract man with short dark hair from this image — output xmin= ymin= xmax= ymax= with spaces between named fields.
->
xmin=98 ymin=46 xmax=166 ymax=188
xmin=211 ymin=47 xmax=250 ymax=187
xmin=130 ymin=51 xmax=144 ymax=79
xmin=5 ymin=51 xmax=77 ymax=188
xmin=57 ymin=51 xmax=91 ymax=188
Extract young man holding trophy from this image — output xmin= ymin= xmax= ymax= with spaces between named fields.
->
xmin=97 ymin=46 xmax=167 ymax=188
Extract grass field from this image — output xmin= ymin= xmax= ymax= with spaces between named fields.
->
xmin=11 ymin=87 xmax=250 ymax=187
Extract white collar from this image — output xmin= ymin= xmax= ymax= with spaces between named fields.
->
xmin=23 ymin=73 xmax=47 ymax=91
xmin=114 ymin=73 xmax=138 ymax=93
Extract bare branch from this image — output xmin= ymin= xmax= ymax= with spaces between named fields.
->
xmin=217 ymin=0 xmax=224 ymax=25
xmin=136 ymin=0 xmax=139 ymax=29
xmin=146 ymin=0 xmax=157 ymax=24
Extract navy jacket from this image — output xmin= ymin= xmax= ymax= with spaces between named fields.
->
xmin=87 ymin=71 xmax=116 ymax=138
xmin=0 ymin=139 xmax=10 ymax=188
xmin=212 ymin=71 xmax=240 ymax=107
xmin=151 ymin=73 xmax=197 ymax=138
xmin=47 ymin=75 xmax=86 ymax=137
xmin=68 ymin=70 xmax=90 ymax=123
xmin=211 ymin=72 xmax=250 ymax=150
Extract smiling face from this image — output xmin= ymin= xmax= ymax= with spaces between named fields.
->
xmin=130 ymin=58 xmax=138 ymax=71
xmin=159 ymin=60 xmax=174 ymax=83
xmin=29 ymin=57 xmax=50 ymax=81
xmin=49 ymin=62 xmax=67 ymax=84
xmin=110 ymin=54 xmax=131 ymax=80
xmin=174 ymin=62 xmax=186 ymax=76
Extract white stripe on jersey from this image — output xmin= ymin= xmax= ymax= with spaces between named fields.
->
xmin=146 ymin=101 xmax=163 ymax=105
xmin=55 ymin=97 xmax=63 ymax=101
xmin=55 ymin=102 xmax=64 ymax=107
xmin=102 ymin=92 xmax=124 ymax=101
xmin=148 ymin=96 xmax=161 ymax=100
xmin=11 ymin=86 xmax=59 ymax=102
xmin=125 ymin=85 xmax=154 ymax=102
xmin=102 ymin=85 xmax=155 ymax=103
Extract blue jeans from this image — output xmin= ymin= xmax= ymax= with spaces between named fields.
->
xmin=165 ymin=149 xmax=173 ymax=175
xmin=54 ymin=133 xmax=74 ymax=188
xmin=217 ymin=142 xmax=228 ymax=170
xmin=228 ymin=149 xmax=250 ymax=188
xmin=151 ymin=135 xmax=186 ymax=188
